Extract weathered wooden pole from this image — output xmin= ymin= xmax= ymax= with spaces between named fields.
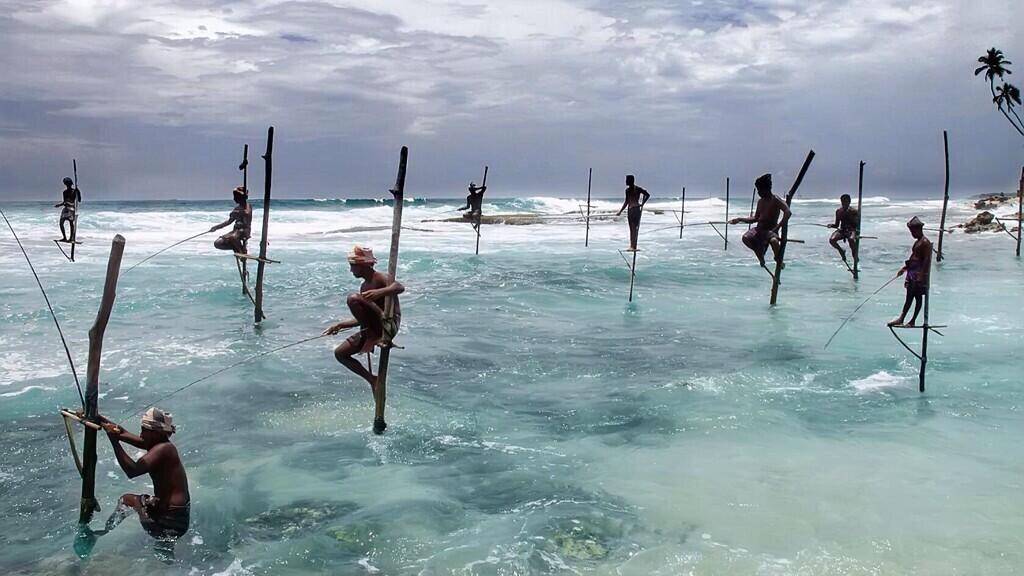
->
xmin=80 ymin=234 xmax=125 ymax=523
xmin=374 ymin=146 xmax=408 ymax=434
xmin=679 ymin=186 xmax=686 ymax=238
xmin=936 ymin=130 xmax=950 ymax=262
xmin=585 ymin=168 xmax=592 ymax=247
xmin=628 ymin=249 xmax=638 ymax=302
xmin=854 ymin=161 xmax=865 ymax=280
xmin=240 ymin=144 xmax=249 ymax=190
xmin=724 ymin=177 xmax=730 ymax=250
xmin=747 ymin=182 xmax=756 ymax=230
xmin=475 ymin=165 xmax=488 ymax=255
xmin=253 ymin=127 xmax=274 ymax=323
xmin=919 ymin=292 xmax=930 ymax=392
xmin=770 ymin=150 xmax=816 ymax=306
xmin=1016 ymin=166 xmax=1023 ymax=257
xmin=71 ymin=159 xmax=79 ymax=262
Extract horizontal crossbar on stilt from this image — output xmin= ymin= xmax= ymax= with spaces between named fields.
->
xmin=234 ymin=253 xmax=280 ymax=264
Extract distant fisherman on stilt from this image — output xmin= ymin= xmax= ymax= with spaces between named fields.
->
xmin=55 ymin=176 xmax=81 ymax=242
xmin=210 ymin=186 xmax=252 ymax=254
xmin=828 ymin=193 xmax=860 ymax=268
xmin=458 ymin=180 xmax=487 ymax=229
xmin=99 ymin=408 xmax=191 ymax=543
xmin=616 ymin=174 xmax=649 ymax=250
xmin=323 ymin=245 xmax=404 ymax=429
xmin=730 ymin=173 xmax=791 ymax=270
xmin=888 ymin=216 xmax=932 ymax=327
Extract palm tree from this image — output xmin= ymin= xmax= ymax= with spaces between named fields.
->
xmin=976 ymin=47 xmax=1024 ymax=137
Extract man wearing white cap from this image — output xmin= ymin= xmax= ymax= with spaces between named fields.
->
xmin=323 ymin=245 xmax=405 ymax=430
xmin=99 ymin=407 xmax=191 ymax=540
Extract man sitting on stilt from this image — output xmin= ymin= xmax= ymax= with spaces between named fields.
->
xmin=730 ymin=173 xmax=791 ymax=272
xmin=616 ymin=174 xmax=650 ymax=250
xmin=889 ymin=216 xmax=932 ymax=327
xmin=323 ymin=245 xmax=404 ymax=430
xmin=458 ymin=181 xmax=487 ymax=230
xmin=99 ymin=408 xmax=191 ymax=548
xmin=210 ymin=186 xmax=252 ymax=254
xmin=828 ymin=193 xmax=859 ymax=268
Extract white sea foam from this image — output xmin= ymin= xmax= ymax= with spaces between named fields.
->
xmin=0 ymin=385 xmax=56 ymax=397
xmin=849 ymin=371 xmax=911 ymax=392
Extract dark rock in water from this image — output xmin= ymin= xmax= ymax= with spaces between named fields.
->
xmin=325 ymin=522 xmax=379 ymax=553
xmin=957 ymin=211 xmax=1005 ymax=234
xmin=973 ymin=193 xmax=1020 ymax=210
xmin=243 ymin=500 xmax=358 ymax=541
xmin=540 ymin=511 xmax=629 ymax=562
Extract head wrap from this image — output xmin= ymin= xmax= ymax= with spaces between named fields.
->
xmin=755 ymin=173 xmax=772 ymax=191
xmin=347 ymin=245 xmax=377 ymax=266
xmin=233 ymin=186 xmax=248 ymax=197
xmin=907 ymin=216 xmax=924 ymax=229
xmin=63 ymin=177 xmax=74 ymax=186
xmin=141 ymin=407 xmax=176 ymax=434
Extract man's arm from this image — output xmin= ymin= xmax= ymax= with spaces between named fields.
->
xmin=616 ymin=196 xmax=628 ymax=216
xmin=99 ymin=417 xmax=146 ymax=448
xmin=105 ymin=426 xmax=164 ymax=479
xmin=361 ymin=277 xmax=405 ymax=301
xmin=323 ymin=318 xmax=359 ymax=335
xmin=639 ymin=187 xmax=650 ymax=206
xmin=828 ymin=208 xmax=840 ymax=228
xmin=209 ymin=218 xmax=233 ymax=232
xmin=775 ymin=198 xmax=792 ymax=232
xmin=76 ymin=188 xmax=82 ymax=203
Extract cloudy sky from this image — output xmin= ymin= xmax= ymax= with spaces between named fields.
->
xmin=0 ymin=0 xmax=1021 ymax=200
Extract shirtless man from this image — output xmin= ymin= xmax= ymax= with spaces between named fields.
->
xmin=730 ymin=173 xmax=791 ymax=269
xmin=210 ymin=186 xmax=252 ymax=254
xmin=616 ymin=175 xmax=650 ymax=250
xmin=458 ymin=181 xmax=487 ymax=228
xmin=828 ymin=194 xmax=860 ymax=266
xmin=888 ymin=217 xmax=932 ymax=327
xmin=323 ymin=245 xmax=405 ymax=433
xmin=55 ymin=176 xmax=81 ymax=242
xmin=99 ymin=408 xmax=190 ymax=542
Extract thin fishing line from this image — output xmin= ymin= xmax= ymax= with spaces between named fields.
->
xmin=124 ymin=331 xmax=346 ymax=418
xmin=124 ymin=229 xmax=213 ymax=273
xmin=824 ymin=274 xmax=900 ymax=350
xmin=0 ymin=207 xmax=85 ymax=406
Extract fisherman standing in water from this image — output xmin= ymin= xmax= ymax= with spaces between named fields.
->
xmin=99 ymin=408 xmax=190 ymax=544
xmin=616 ymin=175 xmax=650 ymax=250
xmin=458 ymin=181 xmax=487 ymax=228
xmin=827 ymin=193 xmax=859 ymax=267
xmin=210 ymin=186 xmax=252 ymax=254
xmin=730 ymin=174 xmax=791 ymax=270
xmin=323 ymin=245 xmax=404 ymax=432
xmin=888 ymin=217 xmax=932 ymax=327
xmin=55 ymin=176 xmax=81 ymax=242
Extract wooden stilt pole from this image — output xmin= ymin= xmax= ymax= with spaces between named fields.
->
xmin=936 ymin=131 xmax=950 ymax=262
xmin=1016 ymin=166 xmax=1023 ymax=258
xmin=919 ymin=292 xmax=930 ymax=392
xmin=679 ymin=186 xmax=686 ymax=238
xmin=240 ymin=144 xmax=249 ymax=191
xmin=253 ymin=127 xmax=274 ymax=323
xmin=71 ymin=160 xmax=79 ymax=262
xmin=724 ymin=177 xmax=730 ymax=250
xmin=854 ymin=161 xmax=865 ymax=280
xmin=747 ymin=182 xmax=756 ymax=230
xmin=374 ymin=146 xmax=408 ymax=434
xmin=475 ymin=165 xmax=488 ymax=255
xmin=628 ymin=249 xmax=638 ymax=302
xmin=585 ymin=168 xmax=592 ymax=247
xmin=80 ymin=234 xmax=125 ymax=523
xmin=770 ymin=150 xmax=816 ymax=306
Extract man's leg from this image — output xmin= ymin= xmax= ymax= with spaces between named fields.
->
xmin=906 ymin=293 xmax=923 ymax=326
xmin=333 ymin=294 xmax=384 ymax=387
xmin=888 ymin=290 xmax=914 ymax=326
xmin=849 ymin=236 xmax=859 ymax=263
xmin=830 ymin=232 xmax=847 ymax=262
xmin=59 ymin=217 xmax=69 ymax=241
xmin=69 ymin=217 xmax=77 ymax=241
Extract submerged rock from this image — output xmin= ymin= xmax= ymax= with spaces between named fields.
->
xmin=542 ymin=514 xmax=626 ymax=561
xmin=957 ymin=211 xmax=1005 ymax=234
xmin=973 ymin=193 xmax=1020 ymax=210
xmin=243 ymin=500 xmax=358 ymax=541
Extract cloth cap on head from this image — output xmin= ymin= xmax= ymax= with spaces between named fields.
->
xmin=907 ymin=216 xmax=924 ymax=228
xmin=141 ymin=407 xmax=175 ymax=434
xmin=347 ymin=245 xmax=377 ymax=265
xmin=755 ymin=173 xmax=772 ymax=190
xmin=233 ymin=186 xmax=248 ymax=196
xmin=63 ymin=177 xmax=74 ymax=186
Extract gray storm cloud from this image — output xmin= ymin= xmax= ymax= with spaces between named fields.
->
xmin=0 ymin=0 xmax=1021 ymax=200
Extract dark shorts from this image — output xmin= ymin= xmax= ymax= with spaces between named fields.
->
xmin=743 ymin=227 xmax=777 ymax=256
xmin=60 ymin=206 xmax=76 ymax=220
xmin=139 ymin=495 xmax=190 ymax=540
xmin=346 ymin=313 xmax=401 ymax=354
xmin=833 ymin=228 xmax=856 ymax=242
xmin=627 ymin=205 xmax=642 ymax=227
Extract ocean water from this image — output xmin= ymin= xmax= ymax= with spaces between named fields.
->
xmin=1 ymin=195 xmax=1022 ymax=575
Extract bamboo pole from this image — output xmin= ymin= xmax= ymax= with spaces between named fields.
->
xmin=724 ymin=177 xmax=730 ymax=250
xmin=628 ymin=249 xmax=638 ymax=302
xmin=253 ymin=127 xmax=274 ymax=323
xmin=585 ymin=168 xmax=592 ymax=247
xmin=374 ymin=146 xmax=408 ymax=434
xmin=854 ymin=161 xmax=865 ymax=280
xmin=679 ymin=186 xmax=686 ymax=238
xmin=80 ymin=234 xmax=125 ymax=523
xmin=475 ymin=165 xmax=488 ymax=255
xmin=919 ymin=292 xmax=930 ymax=392
xmin=936 ymin=131 xmax=950 ymax=262
xmin=71 ymin=160 xmax=79 ymax=262
xmin=770 ymin=150 xmax=816 ymax=306
xmin=1017 ymin=166 xmax=1023 ymax=257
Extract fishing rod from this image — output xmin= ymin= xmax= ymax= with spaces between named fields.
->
xmin=123 ymin=229 xmax=214 ymax=273
xmin=823 ymin=274 xmax=901 ymax=349
xmin=122 ymin=331 xmax=348 ymax=418
xmin=0 ymin=207 xmax=85 ymax=406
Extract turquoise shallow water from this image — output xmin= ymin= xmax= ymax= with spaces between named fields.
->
xmin=1 ymin=195 xmax=1022 ymax=575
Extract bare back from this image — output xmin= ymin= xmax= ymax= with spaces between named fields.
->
xmin=755 ymin=195 xmax=784 ymax=230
